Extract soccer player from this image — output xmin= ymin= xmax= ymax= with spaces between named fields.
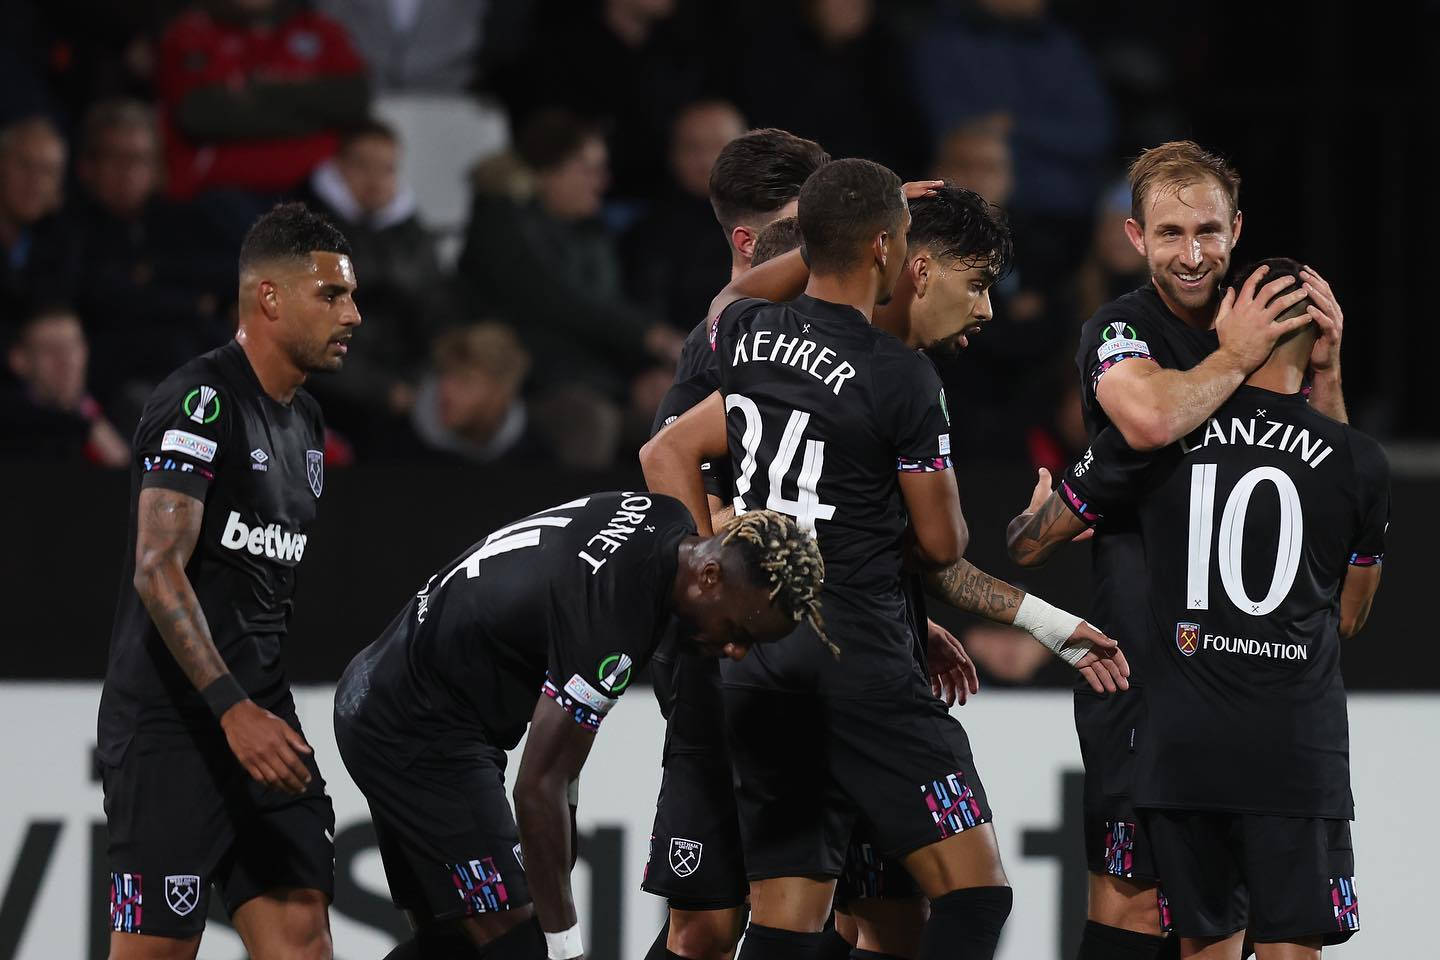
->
xmin=643 ymin=159 xmax=1125 ymax=960
xmin=1008 ymin=258 xmax=1386 ymax=960
xmin=1061 ymin=142 xmax=1348 ymax=960
xmin=97 ymin=202 xmax=360 ymax=958
xmin=333 ymin=496 xmax=825 ymax=960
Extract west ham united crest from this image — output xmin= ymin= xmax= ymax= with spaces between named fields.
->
xmin=669 ymin=838 xmax=702 ymax=877
xmin=305 ymin=449 xmax=324 ymax=498
xmin=164 ymin=874 xmax=200 ymax=916
xmin=1175 ymin=621 xmax=1200 ymax=657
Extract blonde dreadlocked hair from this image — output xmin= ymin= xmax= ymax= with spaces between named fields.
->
xmin=719 ymin=510 xmax=834 ymax=656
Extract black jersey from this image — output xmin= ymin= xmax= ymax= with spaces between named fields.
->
xmin=335 ymin=493 xmax=696 ymax=758
xmin=1062 ymin=386 xmax=1390 ymax=817
xmin=712 ymin=295 xmax=952 ymax=692
xmin=1074 ymin=283 xmax=1219 ymax=677
xmin=98 ymin=341 xmax=326 ymax=765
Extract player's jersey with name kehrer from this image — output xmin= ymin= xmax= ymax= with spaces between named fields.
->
xmin=1061 ymin=385 xmax=1390 ymax=818
xmin=335 ymin=493 xmax=696 ymax=759
xmin=1074 ymin=283 xmax=1219 ymax=679
xmin=98 ymin=340 xmax=325 ymax=765
xmin=712 ymin=295 xmax=952 ymax=692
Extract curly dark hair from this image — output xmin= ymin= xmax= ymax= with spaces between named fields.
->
xmin=906 ymin=183 xmax=1014 ymax=283
xmin=720 ymin=510 xmax=832 ymax=655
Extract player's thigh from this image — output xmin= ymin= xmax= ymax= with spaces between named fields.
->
xmin=667 ymin=905 xmax=746 ymax=960
xmin=1088 ymin=872 xmax=1165 ymax=935
xmin=107 ymin=930 xmax=202 ymax=960
xmin=1241 ymin=816 xmax=1357 ymax=949
xmin=230 ymin=887 xmax=332 ymax=960
xmin=747 ymin=876 xmax=838 ymax=933
xmin=1251 ymin=939 xmax=1321 ymax=960
xmin=1180 ymin=931 xmax=1246 ymax=959
xmin=102 ymin=731 xmax=237 ymax=941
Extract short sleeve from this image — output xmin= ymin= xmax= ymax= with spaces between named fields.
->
xmin=1060 ymin=427 xmax=1159 ymax=523
xmin=1348 ymin=437 xmax=1390 ymax=566
xmin=874 ymin=345 xmax=952 ymax=473
xmin=134 ymin=380 xmax=232 ymax=500
xmin=712 ymin=298 xmax=768 ymax=367
xmin=1079 ymin=306 xmax=1160 ymax=402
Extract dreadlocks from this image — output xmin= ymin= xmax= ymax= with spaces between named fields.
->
xmin=720 ymin=510 xmax=833 ymax=655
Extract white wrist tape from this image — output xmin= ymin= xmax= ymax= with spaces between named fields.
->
xmin=545 ymin=925 xmax=583 ymax=960
xmin=1014 ymin=594 xmax=1089 ymax=667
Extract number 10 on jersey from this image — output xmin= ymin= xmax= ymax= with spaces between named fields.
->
xmin=727 ymin=394 xmax=836 ymax=533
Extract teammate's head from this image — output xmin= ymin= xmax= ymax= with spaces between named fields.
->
xmin=1231 ymin=257 xmax=1317 ymax=364
xmin=751 ymin=215 xmax=803 ymax=267
xmin=890 ymin=182 xmax=1013 ymax=353
xmin=237 ymin=202 xmax=359 ymax=375
xmin=709 ymin=128 xmax=830 ymax=268
xmin=798 ymin=158 xmax=909 ymax=301
xmin=676 ymin=510 xmax=828 ymax=661
xmin=1124 ymin=140 xmax=1242 ymax=318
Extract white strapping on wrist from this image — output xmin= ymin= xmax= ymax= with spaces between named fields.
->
xmin=545 ymin=925 xmax=583 ymax=960
xmin=1014 ymin=593 xmax=1088 ymax=666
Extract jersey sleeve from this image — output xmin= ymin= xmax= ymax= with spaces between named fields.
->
xmin=133 ymin=378 xmax=233 ymax=500
xmin=1060 ymin=427 xmax=1158 ymax=523
xmin=874 ymin=345 xmax=952 ymax=472
xmin=1347 ymin=436 xmax=1390 ymax=566
xmin=1078 ymin=303 xmax=1162 ymax=402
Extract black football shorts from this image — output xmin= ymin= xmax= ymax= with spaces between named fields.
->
xmin=1074 ymin=686 xmax=1163 ymax=884
xmin=643 ymin=741 xmax=749 ymax=909
xmin=724 ymin=673 xmax=992 ymax=881
xmin=102 ymin=709 xmax=335 ymax=939
xmin=1142 ymin=810 xmax=1358 ymax=945
xmin=335 ymin=722 xmax=530 ymax=922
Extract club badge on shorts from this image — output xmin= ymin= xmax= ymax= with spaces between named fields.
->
xmin=164 ymin=874 xmax=200 ymax=916
xmin=1176 ymin=621 xmax=1200 ymax=657
xmin=669 ymin=838 xmax=702 ymax=877
xmin=306 ymin=449 xmax=324 ymax=498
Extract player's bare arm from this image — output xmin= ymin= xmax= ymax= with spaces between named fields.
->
xmin=1339 ymin=565 xmax=1382 ymax=640
xmin=1005 ymin=468 xmax=1092 ymax=567
xmin=706 ymin=246 xmax=811 ymax=323
xmin=514 ymin=696 xmax=600 ymax=958
xmin=640 ymin=391 xmax=728 ymax=536
xmin=1300 ymin=264 xmax=1348 ymax=423
xmin=134 ymin=487 xmax=314 ymax=795
xmin=1098 ymin=266 xmax=1313 ymax=450
xmin=896 ymin=470 xmax=967 ymax=568
xmin=923 ymin=559 xmax=1129 ymax=693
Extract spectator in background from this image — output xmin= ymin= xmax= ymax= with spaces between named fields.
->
xmin=298 ymin=119 xmax=449 ymax=448
xmin=156 ymin=0 xmax=369 ymax=205
xmin=407 ymin=322 xmax=544 ymax=464
xmin=623 ymin=99 xmax=745 ymax=327
xmin=732 ymin=0 xmax=928 ymax=177
xmin=1 ymin=305 xmax=129 ymax=466
xmin=69 ymin=99 xmax=232 ymax=421
xmin=933 ymin=114 xmax=1014 ymax=211
xmin=459 ymin=109 xmax=680 ymax=468
xmin=0 ymin=116 xmax=72 ymax=322
xmin=317 ymin=0 xmax=485 ymax=93
xmin=1073 ymin=179 xmax=1148 ymax=323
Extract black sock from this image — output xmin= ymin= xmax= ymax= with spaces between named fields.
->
xmin=851 ymin=949 xmax=909 ymax=960
xmin=1074 ymin=920 xmax=1169 ymax=960
xmin=477 ymin=918 xmax=545 ymax=959
xmin=918 ymin=886 xmax=1013 ymax=960
xmin=737 ymin=924 xmax=833 ymax=960
xmin=644 ymin=918 xmax=673 ymax=960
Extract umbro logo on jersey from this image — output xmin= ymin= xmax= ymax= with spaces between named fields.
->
xmin=220 ymin=511 xmax=308 ymax=561
xmin=250 ymin=448 xmax=269 ymax=471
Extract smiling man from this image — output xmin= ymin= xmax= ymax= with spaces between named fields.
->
xmin=97 ymin=202 xmax=360 ymax=960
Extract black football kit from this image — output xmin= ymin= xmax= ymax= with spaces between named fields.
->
xmin=711 ymin=295 xmax=990 ymax=881
xmin=1061 ymin=385 xmax=1388 ymax=943
xmin=1072 ymin=283 xmax=1218 ymax=882
xmin=334 ymin=493 xmax=696 ymax=921
xmin=98 ymin=340 xmax=334 ymax=938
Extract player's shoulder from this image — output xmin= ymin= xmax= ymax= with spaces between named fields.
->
xmin=869 ymin=331 xmax=940 ymax=379
xmin=1336 ymin=421 xmax=1389 ymax=482
xmin=1082 ymin=284 xmax=1168 ymax=338
xmin=143 ymin=344 xmax=242 ymax=415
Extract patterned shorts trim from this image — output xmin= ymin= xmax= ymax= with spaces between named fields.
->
xmin=921 ymin=771 xmax=987 ymax=840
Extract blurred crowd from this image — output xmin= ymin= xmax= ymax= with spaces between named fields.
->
xmin=0 ymin=0 xmax=1181 ymax=472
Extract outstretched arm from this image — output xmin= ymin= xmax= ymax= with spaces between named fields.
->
xmin=1006 ymin=468 xmax=1093 ymax=567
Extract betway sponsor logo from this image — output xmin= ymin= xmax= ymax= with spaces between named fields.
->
xmin=1201 ymin=634 xmax=1308 ymax=661
xmin=220 ymin=511 xmax=308 ymax=561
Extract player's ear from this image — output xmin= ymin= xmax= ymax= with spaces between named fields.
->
xmin=258 ymin=279 xmax=281 ymax=321
xmin=732 ymin=224 xmax=757 ymax=264
xmin=700 ymin=556 xmax=724 ymax=591
xmin=1230 ymin=208 xmax=1243 ymax=247
xmin=1123 ymin=217 xmax=1146 ymax=257
xmin=873 ymin=230 xmax=888 ymax=271
xmin=911 ymin=254 xmax=930 ymax=298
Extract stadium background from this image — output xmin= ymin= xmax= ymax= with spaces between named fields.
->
xmin=1 ymin=0 xmax=1435 ymax=957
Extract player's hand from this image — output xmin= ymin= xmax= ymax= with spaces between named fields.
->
xmin=903 ymin=179 xmax=944 ymax=201
xmin=1018 ymin=468 xmax=1091 ymax=545
xmin=927 ymin=619 xmax=979 ymax=706
xmin=220 ymin=700 xmax=313 ymax=794
xmin=1065 ymin=623 xmax=1130 ymax=693
xmin=1299 ymin=264 xmax=1343 ymax=375
xmin=1214 ymin=264 xmax=1313 ymax=372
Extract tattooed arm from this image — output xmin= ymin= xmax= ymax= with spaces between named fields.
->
xmin=1005 ymin=468 xmax=1092 ymax=567
xmin=923 ymin=560 xmax=1023 ymax=624
xmin=133 ymin=487 xmax=314 ymax=793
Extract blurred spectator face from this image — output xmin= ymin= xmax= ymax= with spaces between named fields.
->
xmin=934 ymin=128 xmax=1012 ymax=208
xmin=1125 ymin=177 xmax=1239 ymax=315
xmin=81 ymin=121 xmax=160 ymax=220
xmin=433 ymin=325 xmax=530 ymax=439
xmin=977 ymin=0 xmax=1047 ymax=20
xmin=0 ymin=120 xmax=67 ymax=227
xmin=9 ymin=311 xmax=88 ymax=410
xmin=337 ymin=133 xmax=399 ymax=215
xmin=809 ymin=0 xmax=873 ymax=44
xmin=537 ymin=136 xmax=610 ymax=221
xmin=437 ymin=366 xmax=513 ymax=435
xmin=671 ymin=103 xmax=745 ymax=199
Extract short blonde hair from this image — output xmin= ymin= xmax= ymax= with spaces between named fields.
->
xmin=432 ymin=323 xmax=531 ymax=388
xmin=1128 ymin=140 xmax=1240 ymax=225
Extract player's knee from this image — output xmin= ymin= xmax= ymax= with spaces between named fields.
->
xmin=1087 ymin=874 xmax=1163 ymax=935
xmin=669 ymin=911 xmax=741 ymax=960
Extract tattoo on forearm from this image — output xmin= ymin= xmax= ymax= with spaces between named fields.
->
xmin=1009 ymin=494 xmax=1079 ymax=565
xmin=928 ymin=558 xmax=1022 ymax=623
xmin=135 ymin=489 xmax=227 ymax=691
